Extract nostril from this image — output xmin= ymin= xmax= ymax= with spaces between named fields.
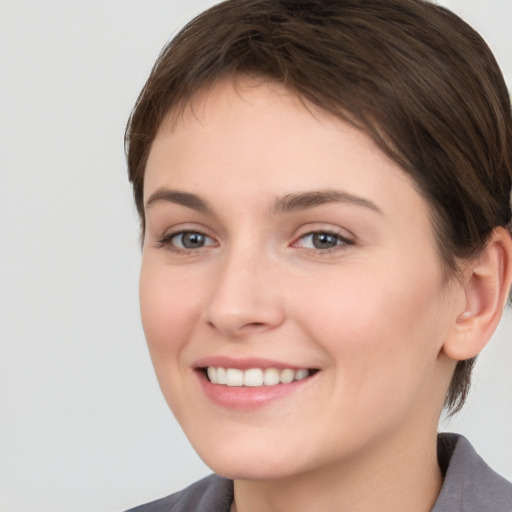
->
xmin=239 ymin=322 xmax=271 ymax=333
xmin=207 ymin=320 xmax=267 ymax=333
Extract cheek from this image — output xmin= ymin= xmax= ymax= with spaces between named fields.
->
xmin=292 ymin=261 xmax=448 ymax=398
xmin=138 ymin=260 xmax=209 ymax=421
xmin=139 ymin=261 xmax=199 ymax=363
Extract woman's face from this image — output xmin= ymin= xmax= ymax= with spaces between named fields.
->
xmin=140 ymin=78 xmax=461 ymax=480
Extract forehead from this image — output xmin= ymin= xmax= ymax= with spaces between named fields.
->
xmin=160 ymin=76 xmax=336 ymax=139
xmin=150 ymin=78 xmax=382 ymax=175
xmin=145 ymin=76 xmax=426 ymax=218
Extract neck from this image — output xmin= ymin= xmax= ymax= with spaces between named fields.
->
xmin=231 ymin=428 xmax=442 ymax=512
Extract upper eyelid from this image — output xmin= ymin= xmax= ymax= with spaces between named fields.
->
xmin=152 ymin=223 xmax=356 ymax=247
xmin=293 ymin=231 xmax=354 ymax=246
xmin=156 ymin=223 xmax=216 ymax=239
xmin=160 ymin=229 xmax=215 ymax=243
xmin=293 ymin=225 xmax=355 ymax=242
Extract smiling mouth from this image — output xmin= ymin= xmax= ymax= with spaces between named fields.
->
xmin=203 ymin=367 xmax=318 ymax=387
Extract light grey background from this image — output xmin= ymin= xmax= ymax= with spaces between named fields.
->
xmin=0 ymin=1 xmax=510 ymax=511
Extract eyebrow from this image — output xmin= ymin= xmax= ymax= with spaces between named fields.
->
xmin=145 ymin=188 xmax=210 ymax=213
xmin=144 ymin=188 xmax=382 ymax=215
xmin=271 ymin=190 xmax=382 ymax=215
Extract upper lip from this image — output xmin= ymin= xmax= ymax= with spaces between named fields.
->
xmin=193 ymin=356 xmax=315 ymax=371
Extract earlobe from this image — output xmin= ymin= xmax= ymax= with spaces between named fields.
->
xmin=443 ymin=227 xmax=512 ymax=361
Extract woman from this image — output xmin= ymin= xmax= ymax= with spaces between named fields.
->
xmin=125 ymin=0 xmax=512 ymax=510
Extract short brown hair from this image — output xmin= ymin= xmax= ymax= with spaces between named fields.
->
xmin=125 ymin=0 xmax=512 ymax=414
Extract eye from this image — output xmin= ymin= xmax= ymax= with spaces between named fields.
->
xmin=160 ymin=231 xmax=217 ymax=250
xmin=294 ymin=231 xmax=352 ymax=250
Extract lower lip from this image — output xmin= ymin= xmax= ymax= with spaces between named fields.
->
xmin=196 ymin=371 xmax=314 ymax=410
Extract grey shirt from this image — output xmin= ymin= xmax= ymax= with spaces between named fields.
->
xmin=126 ymin=434 xmax=512 ymax=512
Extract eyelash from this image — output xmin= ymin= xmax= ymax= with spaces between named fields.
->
xmin=157 ymin=228 xmax=354 ymax=256
xmin=292 ymin=230 xmax=354 ymax=253
xmin=156 ymin=231 xmax=217 ymax=252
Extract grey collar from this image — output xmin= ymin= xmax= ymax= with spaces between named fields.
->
xmin=432 ymin=433 xmax=512 ymax=512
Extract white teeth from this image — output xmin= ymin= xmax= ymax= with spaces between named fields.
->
xmin=279 ymin=368 xmax=295 ymax=384
xmin=206 ymin=367 xmax=312 ymax=386
xmin=207 ymin=367 xmax=217 ymax=382
xmin=294 ymin=368 xmax=309 ymax=381
xmin=244 ymin=368 xmax=264 ymax=387
xmin=216 ymin=367 xmax=227 ymax=385
xmin=263 ymin=368 xmax=280 ymax=385
xmin=226 ymin=368 xmax=244 ymax=387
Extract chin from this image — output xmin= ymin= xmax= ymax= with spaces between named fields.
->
xmin=186 ymin=427 xmax=327 ymax=482
xmin=205 ymin=456 xmax=303 ymax=482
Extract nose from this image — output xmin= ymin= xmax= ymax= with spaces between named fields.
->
xmin=203 ymin=245 xmax=285 ymax=338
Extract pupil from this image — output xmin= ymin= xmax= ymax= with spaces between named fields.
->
xmin=312 ymin=233 xmax=337 ymax=249
xmin=182 ymin=232 xmax=204 ymax=248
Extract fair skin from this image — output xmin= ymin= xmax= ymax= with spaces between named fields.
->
xmin=139 ymin=77 xmax=512 ymax=512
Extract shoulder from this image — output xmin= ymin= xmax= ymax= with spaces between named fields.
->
xmin=433 ymin=433 xmax=512 ymax=512
xmin=125 ymin=474 xmax=233 ymax=512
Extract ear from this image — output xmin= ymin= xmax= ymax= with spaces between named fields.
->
xmin=442 ymin=227 xmax=512 ymax=361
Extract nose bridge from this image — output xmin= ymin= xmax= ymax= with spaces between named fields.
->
xmin=203 ymin=236 xmax=284 ymax=337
